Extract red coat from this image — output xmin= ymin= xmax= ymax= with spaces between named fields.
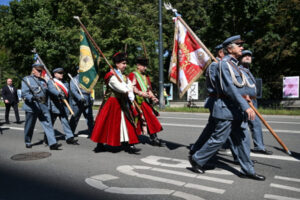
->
xmin=128 ymin=72 xmax=163 ymax=135
xmin=90 ymin=72 xmax=139 ymax=146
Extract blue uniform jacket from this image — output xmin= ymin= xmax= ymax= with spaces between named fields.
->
xmin=69 ymin=75 xmax=92 ymax=106
xmin=211 ymin=55 xmax=250 ymax=120
xmin=21 ymin=75 xmax=49 ymax=113
xmin=239 ymin=65 xmax=257 ymax=97
xmin=204 ymin=60 xmax=218 ymax=112
xmin=48 ymin=80 xmax=70 ymax=115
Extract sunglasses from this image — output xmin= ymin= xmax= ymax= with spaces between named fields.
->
xmin=235 ymin=43 xmax=243 ymax=47
xmin=36 ymin=69 xmax=43 ymax=73
xmin=57 ymin=72 xmax=64 ymax=74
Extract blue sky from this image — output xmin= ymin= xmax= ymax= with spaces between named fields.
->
xmin=0 ymin=0 xmax=12 ymax=6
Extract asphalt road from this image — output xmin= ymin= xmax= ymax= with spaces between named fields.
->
xmin=0 ymin=108 xmax=300 ymax=200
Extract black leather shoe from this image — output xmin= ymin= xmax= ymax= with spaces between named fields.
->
xmin=187 ymin=156 xmax=204 ymax=174
xmin=49 ymin=143 xmax=62 ymax=150
xmin=25 ymin=144 xmax=32 ymax=148
xmin=94 ymin=143 xmax=106 ymax=153
xmin=239 ymin=173 xmax=266 ymax=181
xmin=66 ymin=137 xmax=79 ymax=145
xmin=6 ymin=121 xmax=10 ymax=124
xmin=126 ymin=145 xmax=141 ymax=154
xmin=251 ymin=149 xmax=273 ymax=155
xmin=15 ymin=121 xmax=22 ymax=124
xmin=150 ymin=138 xmax=166 ymax=147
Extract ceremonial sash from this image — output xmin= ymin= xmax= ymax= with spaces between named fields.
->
xmin=133 ymin=71 xmax=148 ymax=92
xmin=54 ymin=78 xmax=68 ymax=97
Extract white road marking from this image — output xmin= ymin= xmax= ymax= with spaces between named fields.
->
xmin=270 ymin=183 xmax=300 ymax=193
xmin=274 ymin=176 xmax=300 ymax=183
xmin=264 ymin=194 xmax=300 ymax=200
xmin=224 ymin=151 xmax=299 ymax=162
xmin=151 ymin=167 xmax=234 ymax=184
xmin=86 ymin=174 xmax=205 ymax=200
xmin=161 ymin=123 xmax=300 ymax=134
xmin=77 ymin=135 xmax=88 ymax=138
xmin=0 ymin=126 xmax=28 ymax=131
xmin=117 ymin=165 xmax=226 ymax=194
xmin=141 ymin=155 xmax=239 ymax=175
xmin=159 ymin=116 xmax=300 ymax=125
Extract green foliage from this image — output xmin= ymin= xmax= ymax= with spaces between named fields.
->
xmin=0 ymin=0 xmax=299 ymax=102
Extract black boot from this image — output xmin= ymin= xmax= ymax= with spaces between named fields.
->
xmin=94 ymin=143 xmax=106 ymax=152
xmin=149 ymin=133 xmax=166 ymax=147
xmin=66 ymin=137 xmax=79 ymax=145
xmin=49 ymin=143 xmax=62 ymax=150
xmin=125 ymin=144 xmax=141 ymax=154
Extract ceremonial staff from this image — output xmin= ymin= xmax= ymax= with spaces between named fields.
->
xmin=164 ymin=2 xmax=291 ymax=155
xmin=73 ymin=16 xmax=143 ymax=112
xmin=248 ymin=101 xmax=291 ymax=155
xmin=31 ymin=49 xmax=74 ymax=116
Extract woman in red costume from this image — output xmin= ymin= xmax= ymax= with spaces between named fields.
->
xmin=90 ymin=52 xmax=140 ymax=153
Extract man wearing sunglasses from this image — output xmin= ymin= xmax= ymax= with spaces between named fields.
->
xmin=189 ymin=35 xmax=265 ymax=181
xmin=21 ymin=63 xmax=62 ymax=150
xmin=47 ymin=68 xmax=78 ymax=145
xmin=239 ymin=50 xmax=272 ymax=155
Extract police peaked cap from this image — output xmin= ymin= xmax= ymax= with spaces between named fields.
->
xmin=53 ymin=68 xmax=64 ymax=73
xmin=112 ymin=52 xmax=128 ymax=64
xmin=242 ymin=50 xmax=252 ymax=57
xmin=215 ymin=44 xmax=223 ymax=51
xmin=32 ymin=63 xmax=44 ymax=68
xmin=136 ymin=57 xmax=149 ymax=67
xmin=222 ymin=35 xmax=244 ymax=47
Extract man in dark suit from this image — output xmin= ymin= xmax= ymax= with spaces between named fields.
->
xmin=2 ymin=78 xmax=20 ymax=124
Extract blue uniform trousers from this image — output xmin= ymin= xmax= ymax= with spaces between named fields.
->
xmin=24 ymin=110 xmax=57 ymax=146
xmin=193 ymin=117 xmax=255 ymax=175
xmin=248 ymin=100 xmax=265 ymax=150
xmin=51 ymin=113 xmax=74 ymax=140
xmin=191 ymin=115 xmax=215 ymax=153
xmin=69 ymin=104 xmax=94 ymax=135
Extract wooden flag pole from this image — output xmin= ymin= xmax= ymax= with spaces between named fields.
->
xmin=248 ymin=101 xmax=291 ymax=155
xmin=73 ymin=16 xmax=143 ymax=112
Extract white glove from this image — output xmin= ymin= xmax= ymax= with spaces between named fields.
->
xmin=128 ymin=91 xmax=135 ymax=102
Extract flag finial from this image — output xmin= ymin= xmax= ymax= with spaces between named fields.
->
xmin=164 ymin=2 xmax=181 ymax=17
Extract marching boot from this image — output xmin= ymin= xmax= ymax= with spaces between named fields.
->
xmin=49 ymin=143 xmax=62 ymax=150
xmin=94 ymin=143 xmax=106 ymax=153
xmin=66 ymin=137 xmax=79 ymax=145
xmin=149 ymin=133 xmax=166 ymax=147
xmin=125 ymin=144 xmax=141 ymax=154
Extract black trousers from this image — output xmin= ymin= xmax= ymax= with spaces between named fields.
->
xmin=5 ymin=103 xmax=20 ymax=123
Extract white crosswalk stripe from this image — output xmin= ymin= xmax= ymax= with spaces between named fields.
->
xmin=274 ymin=176 xmax=300 ymax=183
xmin=270 ymin=183 xmax=300 ymax=193
xmin=264 ymin=194 xmax=300 ymax=200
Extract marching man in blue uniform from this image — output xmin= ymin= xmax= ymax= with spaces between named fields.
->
xmin=189 ymin=44 xmax=224 ymax=155
xmin=21 ymin=63 xmax=62 ymax=150
xmin=189 ymin=35 xmax=265 ymax=181
xmin=239 ymin=50 xmax=272 ymax=155
xmin=48 ymin=68 xmax=78 ymax=145
xmin=69 ymin=67 xmax=94 ymax=137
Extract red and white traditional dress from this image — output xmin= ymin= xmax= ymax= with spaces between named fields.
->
xmin=128 ymin=71 xmax=163 ymax=135
xmin=90 ymin=70 xmax=139 ymax=146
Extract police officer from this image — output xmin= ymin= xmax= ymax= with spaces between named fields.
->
xmin=69 ymin=67 xmax=94 ymax=137
xmin=239 ymin=50 xmax=272 ymax=155
xmin=21 ymin=63 xmax=62 ymax=150
xmin=189 ymin=44 xmax=224 ymax=155
xmin=48 ymin=68 xmax=78 ymax=145
xmin=189 ymin=36 xmax=265 ymax=181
